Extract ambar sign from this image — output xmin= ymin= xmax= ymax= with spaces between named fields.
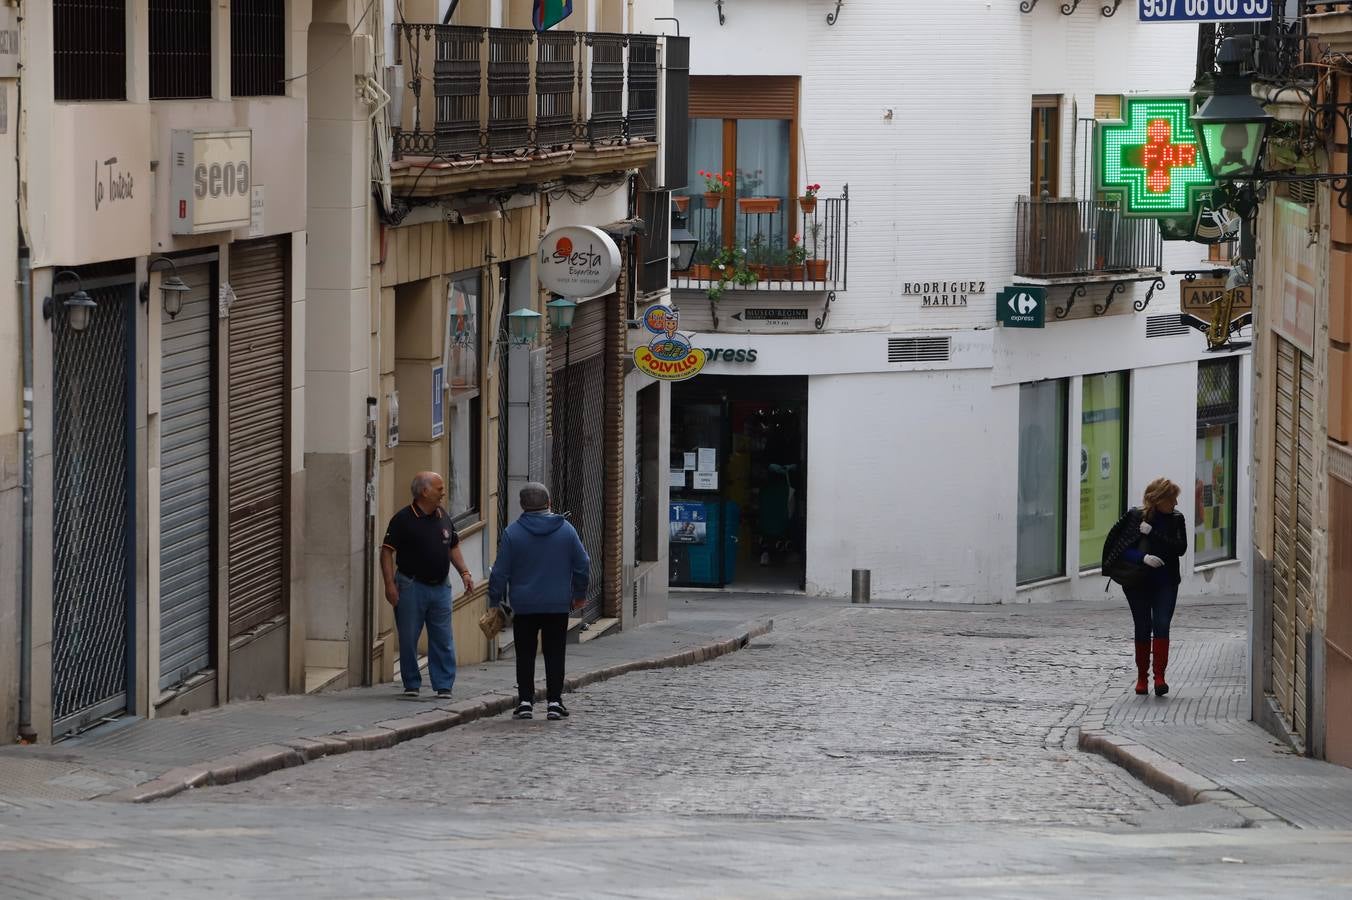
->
xmin=171 ymin=129 xmax=253 ymax=234
xmin=1180 ymin=278 xmax=1252 ymax=313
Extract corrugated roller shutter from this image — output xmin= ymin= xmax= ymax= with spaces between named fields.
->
xmin=1271 ymin=337 xmax=1314 ymax=738
xmin=227 ymin=238 xmax=289 ymax=637
xmin=689 ymin=75 xmax=797 ymax=119
xmin=549 ymin=295 xmax=606 ymax=372
xmin=159 ymin=262 xmax=215 ymax=689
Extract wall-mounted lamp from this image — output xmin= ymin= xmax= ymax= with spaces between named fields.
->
xmin=670 ymin=210 xmax=699 ymax=273
xmin=42 ymin=270 xmax=97 ymax=333
xmin=546 ymin=296 xmax=577 ymax=332
xmin=140 ymin=257 xmax=192 ymax=319
xmin=505 ymin=307 xmax=542 ymax=346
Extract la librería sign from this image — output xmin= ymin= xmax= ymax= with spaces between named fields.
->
xmin=171 ymin=130 xmax=253 ymax=234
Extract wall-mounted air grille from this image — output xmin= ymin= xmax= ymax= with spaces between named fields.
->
xmin=887 ymin=336 xmax=951 ymax=363
xmin=1146 ymin=314 xmax=1190 ymax=338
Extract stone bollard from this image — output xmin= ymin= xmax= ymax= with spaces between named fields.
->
xmin=851 ymin=569 xmax=871 ymax=604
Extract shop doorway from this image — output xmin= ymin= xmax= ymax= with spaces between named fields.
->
xmin=670 ymin=376 xmax=807 ymax=592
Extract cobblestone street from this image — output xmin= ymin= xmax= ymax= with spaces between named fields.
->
xmin=7 ymin=596 xmax=1352 ymax=898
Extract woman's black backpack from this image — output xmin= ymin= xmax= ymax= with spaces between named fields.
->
xmin=1101 ymin=509 xmax=1151 ymax=590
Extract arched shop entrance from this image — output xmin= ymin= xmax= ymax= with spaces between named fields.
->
xmin=670 ymin=376 xmax=807 ymax=591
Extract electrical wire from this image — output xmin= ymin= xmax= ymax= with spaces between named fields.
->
xmin=282 ymin=0 xmax=378 ymax=85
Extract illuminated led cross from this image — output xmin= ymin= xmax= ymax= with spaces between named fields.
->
xmin=1096 ymin=97 xmax=1214 ymax=219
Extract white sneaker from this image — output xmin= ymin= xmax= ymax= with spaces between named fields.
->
xmin=513 ymin=702 xmax=533 ymax=719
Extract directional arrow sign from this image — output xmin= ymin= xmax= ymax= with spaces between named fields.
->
xmin=996 ymin=286 xmax=1046 ymax=329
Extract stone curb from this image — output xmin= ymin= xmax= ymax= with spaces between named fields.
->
xmin=99 ymin=619 xmax=773 ymax=804
xmin=1077 ymin=728 xmax=1288 ymax=827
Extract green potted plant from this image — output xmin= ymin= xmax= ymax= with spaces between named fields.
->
xmin=781 ymin=233 xmax=808 ymax=280
xmin=799 ymin=183 xmax=821 ymax=215
xmin=698 ymin=169 xmax=732 ymax=209
xmin=708 ymin=245 xmax=759 ymax=302
xmin=745 ymin=233 xmax=771 ymax=280
xmin=804 ymin=221 xmax=828 ymax=282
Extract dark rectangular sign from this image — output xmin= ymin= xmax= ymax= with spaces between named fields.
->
xmin=1139 ymin=0 xmax=1271 ymax=24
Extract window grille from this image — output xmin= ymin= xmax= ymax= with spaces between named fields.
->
xmin=54 ymin=0 xmax=127 ymax=102
xmin=231 ymin=0 xmax=286 ymax=97
xmin=150 ymin=0 xmax=213 ymax=100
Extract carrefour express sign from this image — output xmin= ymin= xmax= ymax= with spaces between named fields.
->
xmin=1139 ymin=0 xmax=1271 ymax=23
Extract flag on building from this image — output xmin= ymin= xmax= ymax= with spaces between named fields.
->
xmin=533 ymin=0 xmax=573 ymax=31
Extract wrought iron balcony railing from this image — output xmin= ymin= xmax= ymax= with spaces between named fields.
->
xmin=671 ymin=190 xmax=849 ymax=294
xmin=1014 ymin=196 xmax=1161 ymax=279
xmin=392 ymin=25 xmax=659 ymax=160
xmin=1196 ymin=7 xmax=1312 ymax=88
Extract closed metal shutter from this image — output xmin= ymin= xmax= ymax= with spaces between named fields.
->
xmin=1272 ymin=337 xmax=1316 ymax=738
xmin=550 ymin=296 xmax=608 ymax=622
xmin=689 ymin=75 xmax=797 ymax=120
xmin=159 ymin=262 xmax=215 ymax=689
xmin=52 ymin=276 xmax=135 ymax=734
xmin=227 ymin=238 xmax=289 ymax=636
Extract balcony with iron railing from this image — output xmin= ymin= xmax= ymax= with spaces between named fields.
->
xmin=671 ymin=190 xmax=849 ymax=300
xmin=390 ymin=24 xmax=660 ymax=196
xmin=1196 ymin=5 xmax=1315 ymax=88
xmin=1014 ymin=195 xmax=1163 ymax=284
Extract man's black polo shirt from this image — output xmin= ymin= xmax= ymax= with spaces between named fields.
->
xmin=382 ymin=504 xmax=460 ymax=586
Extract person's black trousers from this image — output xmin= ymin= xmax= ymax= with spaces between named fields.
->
xmin=513 ymin=612 xmax=569 ymax=704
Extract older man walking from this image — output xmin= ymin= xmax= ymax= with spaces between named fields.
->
xmin=381 ymin=471 xmax=474 ymax=699
xmin=489 ymin=483 xmax=590 ymax=720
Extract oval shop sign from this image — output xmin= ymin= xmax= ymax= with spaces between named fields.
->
xmin=538 ymin=225 xmax=622 ymax=298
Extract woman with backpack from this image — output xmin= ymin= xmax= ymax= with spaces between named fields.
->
xmin=1102 ymin=478 xmax=1190 ymax=696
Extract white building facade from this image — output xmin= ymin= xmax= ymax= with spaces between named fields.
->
xmin=661 ymin=0 xmax=1251 ymax=603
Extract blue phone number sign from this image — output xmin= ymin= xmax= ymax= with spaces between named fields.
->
xmin=1139 ymin=0 xmax=1271 ymax=22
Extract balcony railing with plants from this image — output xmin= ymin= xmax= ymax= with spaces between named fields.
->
xmin=671 ymin=187 xmax=849 ymax=295
xmin=392 ymin=25 xmax=658 ymax=160
xmin=1014 ymin=196 xmax=1162 ymax=279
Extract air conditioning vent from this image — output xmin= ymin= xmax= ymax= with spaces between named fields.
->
xmin=1286 ymin=181 xmax=1316 ymax=206
xmin=1146 ymin=314 xmax=1190 ymax=338
xmin=888 ymin=336 xmax=951 ymax=363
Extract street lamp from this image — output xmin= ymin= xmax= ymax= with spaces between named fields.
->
xmin=141 ymin=257 xmax=193 ymax=319
xmin=1192 ymin=38 xmax=1274 ymax=183
xmin=546 ymin=296 xmax=578 ymax=332
xmin=670 ymin=210 xmax=698 ymax=273
xmin=42 ymin=270 xmax=97 ymax=333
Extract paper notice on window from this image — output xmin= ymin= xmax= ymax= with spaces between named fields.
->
xmin=670 ymin=469 xmax=686 ymax=488
xmin=684 ymin=452 xmax=697 ymax=471
xmin=693 ymin=471 xmax=718 ymax=491
xmin=697 ymin=448 xmax=717 ymax=473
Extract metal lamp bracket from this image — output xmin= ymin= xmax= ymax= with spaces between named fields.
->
xmin=715 ymin=0 xmax=725 ymax=25
xmin=815 ymin=290 xmax=837 ymax=330
xmin=1101 ymin=0 xmax=1124 ymax=14
xmin=827 ymin=1 xmax=844 ymax=25
xmin=1060 ymin=0 xmax=1084 ymax=13
xmin=1020 ymin=0 xmax=1043 ymax=11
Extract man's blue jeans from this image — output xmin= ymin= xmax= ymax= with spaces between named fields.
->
xmin=394 ymin=573 xmax=456 ymax=693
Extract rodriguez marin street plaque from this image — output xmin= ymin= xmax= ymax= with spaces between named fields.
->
xmin=903 ymin=280 xmax=988 ymax=308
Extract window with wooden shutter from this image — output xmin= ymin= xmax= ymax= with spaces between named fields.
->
xmin=1031 ymin=95 xmax=1061 ymax=198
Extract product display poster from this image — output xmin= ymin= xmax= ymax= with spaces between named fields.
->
xmin=697 ymin=448 xmax=717 ymax=473
xmin=693 ymin=471 xmax=718 ymax=491
xmin=670 ymin=501 xmax=708 ymax=544
xmin=1079 ymin=373 xmax=1126 ymax=567
xmin=684 ymin=452 xmax=697 ymax=470
xmin=1195 ymin=426 xmax=1233 ymax=564
xmin=670 ymin=469 xmax=687 ymax=489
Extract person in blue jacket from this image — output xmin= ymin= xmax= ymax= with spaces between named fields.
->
xmin=490 ymin=483 xmax=590 ymax=720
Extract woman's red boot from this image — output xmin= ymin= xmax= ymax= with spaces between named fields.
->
xmin=1152 ymin=638 xmax=1170 ymax=696
xmin=1134 ymin=640 xmax=1150 ymax=695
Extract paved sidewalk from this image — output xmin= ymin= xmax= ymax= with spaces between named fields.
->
xmin=0 ymin=594 xmax=828 ymax=807
xmin=1079 ymin=598 xmax=1352 ymax=829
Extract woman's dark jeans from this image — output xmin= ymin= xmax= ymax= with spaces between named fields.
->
xmin=1124 ymin=581 xmax=1179 ymax=641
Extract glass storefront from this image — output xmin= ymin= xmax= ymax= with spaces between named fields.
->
xmin=1017 ymin=379 xmax=1068 ymax=584
xmin=1196 ymin=358 xmax=1239 ymax=565
xmin=1079 ymin=372 xmax=1128 ymax=571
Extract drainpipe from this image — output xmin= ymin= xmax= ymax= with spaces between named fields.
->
xmin=362 ymin=397 xmax=377 ymax=686
xmin=17 ymin=244 xmax=35 ymax=742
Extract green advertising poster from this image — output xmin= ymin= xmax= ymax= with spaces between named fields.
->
xmin=1079 ymin=374 xmax=1126 ymax=568
xmin=1195 ymin=426 xmax=1234 ymax=564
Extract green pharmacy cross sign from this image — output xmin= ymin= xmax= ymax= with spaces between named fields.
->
xmin=1097 ymin=97 xmax=1214 ymax=219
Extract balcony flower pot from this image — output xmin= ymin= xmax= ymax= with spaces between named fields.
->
xmin=748 ymin=263 xmax=770 ymax=281
xmin=805 ymin=259 xmax=829 ymax=282
xmin=704 ymin=192 xmax=724 ymax=209
xmin=768 ymin=264 xmax=800 ymax=281
xmin=673 ymin=195 xmax=690 ymax=213
xmin=798 ymin=197 xmax=817 ymax=215
xmin=688 ymin=264 xmax=713 ymax=281
xmin=737 ymin=197 xmax=782 ymax=215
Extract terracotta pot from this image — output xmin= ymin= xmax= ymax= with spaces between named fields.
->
xmin=688 ymin=264 xmax=713 ymax=281
xmin=798 ymin=197 xmax=817 ymax=215
xmin=704 ymin=192 xmax=724 ymax=209
xmin=768 ymin=265 xmax=799 ymax=281
xmin=737 ymin=197 xmax=783 ymax=215
xmin=805 ymin=259 xmax=829 ymax=282
xmin=673 ymin=195 xmax=691 ymax=213
xmin=748 ymin=264 xmax=770 ymax=280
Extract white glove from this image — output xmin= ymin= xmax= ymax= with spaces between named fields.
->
xmin=1139 ymin=520 xmax=1153 ymax=535
xmin=1143 ymin=554 xmax=1164 ymax=568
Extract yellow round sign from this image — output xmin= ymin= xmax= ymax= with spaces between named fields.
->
xmin=633 ymin=345 xmax=707 ymax=382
